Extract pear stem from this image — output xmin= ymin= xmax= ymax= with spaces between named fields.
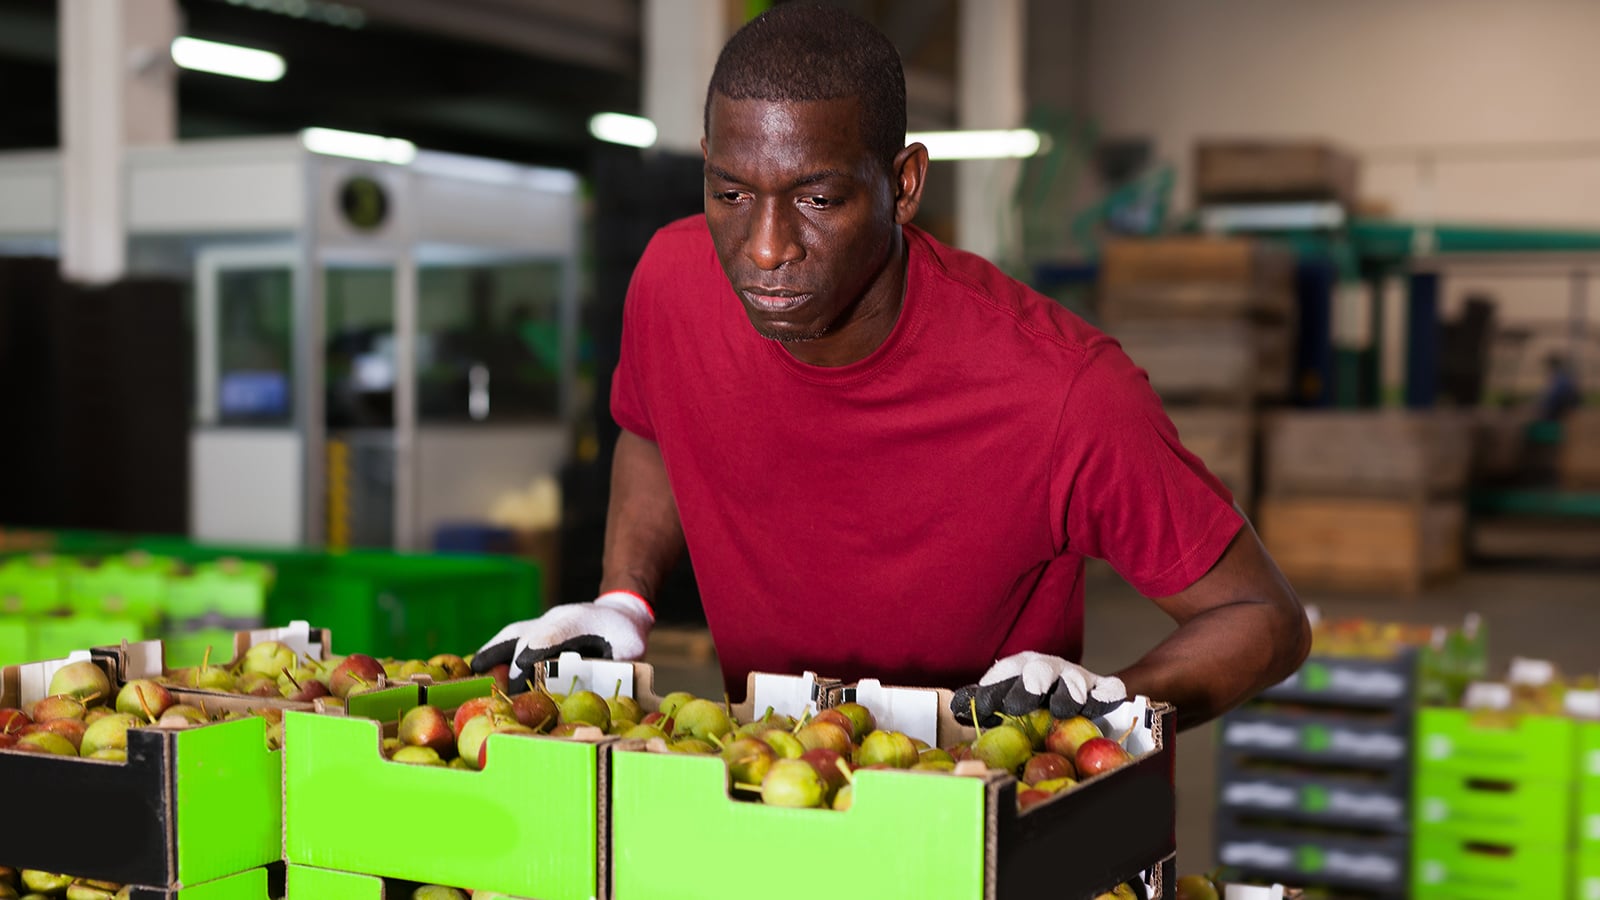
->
xmin=723 ymin=692 xmax=734 ymax=720
xmin=612 ymin=679 xmax=623 ymax=701
xmin=282 ymin=670 xmax=302 ymax=691
xmin=970 ymin=697 xmax=984 ymax=737
xmin=1116 ymin=720 xmax=1137 ymax=747
xmin=568 ymin=675 xmax=579 ymax=696
xmin=136 ymin=685 xmax=158 ymax=725
xmin=733 ymin=782 xmax=763 ymax=793
xmin=201 ymin=645 xmax=212 ymax=673
xmin=835 ymin=758 xmax=856 ymax=784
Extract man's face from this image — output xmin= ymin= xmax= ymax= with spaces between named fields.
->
xmin=703 ymin=94 xmax=904 ymax=366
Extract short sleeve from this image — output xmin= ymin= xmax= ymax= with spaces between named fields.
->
xmin=1054 ymin=338 xmax=1244 ymax=598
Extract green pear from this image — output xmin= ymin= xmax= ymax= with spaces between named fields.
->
xmin=47 ymin=662 xmax=110 ymax=705
xmin=81 ymin=713 xmax=140 ymax=757
xmin=672 ymin=698 xmax=733 ymax=742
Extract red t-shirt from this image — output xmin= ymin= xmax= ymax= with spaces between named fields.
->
xmin=612 ymin=216 xmax=1242 ymax=695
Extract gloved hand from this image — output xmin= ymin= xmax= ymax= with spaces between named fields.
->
xmin=471 ymin=591 xmax=654 ymax=689
xmin=951 ymin=651 xmax=1128 ymax=727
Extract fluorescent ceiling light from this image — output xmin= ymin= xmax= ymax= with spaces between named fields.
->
xmin=589 ymin=113 xmax=657 ymax=149
xmin=908 ymin=129 xmax=1047 ymax=160
xmin=170 ymin=36 xmax=286 ymax=82
xmin=301 ymin=127 xmax=417 ymax=165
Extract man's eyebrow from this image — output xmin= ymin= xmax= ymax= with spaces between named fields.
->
xmin=704 ymin=164 xmax=851 ymax=190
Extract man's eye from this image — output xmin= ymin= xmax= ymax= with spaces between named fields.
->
xmin=712 ymin=190 xmax=745 ymax=203
xmin=800 ymin=196 xmax=836 ymax=209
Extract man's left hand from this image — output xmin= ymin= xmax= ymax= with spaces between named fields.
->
xmin=951 ymin=651 xmax=1128 ymax=727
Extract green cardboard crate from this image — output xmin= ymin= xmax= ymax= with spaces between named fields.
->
xmin=0 ymin=553 xmax=77 ymax=614
xmin=1577 ymin=851 xmax=1600 ymax=900
xmin=1582 ymin=719 xmax=1600 ymax=782
xmin=0 ymin=655 xmax=284 ymax=888
xmin=1413 ymin=771 xmax=1572 ymax=845
xmin=286 ymin=865 xmax=535 ymax=899
xmin=1417 ymin=706 xmax=1577 ymax=779
xmin=284 ymin=679 xmax=605 ymax=900
xmin=1582 ymin=779 xmax=1600 ymax=855
xmin=1412 ymin=834 xmax=1569 ymax=900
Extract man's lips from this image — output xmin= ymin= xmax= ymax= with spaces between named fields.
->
xmin=740 ymin=288 xmax=812 ymax=312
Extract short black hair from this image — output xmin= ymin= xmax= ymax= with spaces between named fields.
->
xmin=705 ymin=2 xmax=907 ymax=172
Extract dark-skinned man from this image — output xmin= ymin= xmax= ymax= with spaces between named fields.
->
xmin=475 ymin=2 xmax=1311 ymax=731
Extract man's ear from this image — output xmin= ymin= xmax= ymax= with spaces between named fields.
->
xmin=892 ymin=142 xmax=930 ymax=226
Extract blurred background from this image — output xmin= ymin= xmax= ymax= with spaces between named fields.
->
xmin=1 ymin=0 xmax=1598 ymax=892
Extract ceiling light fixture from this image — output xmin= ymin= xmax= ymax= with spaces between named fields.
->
xmin=908 ymin=129 xmax=1048 ymax=160
xmin=301 ymin=127 xmax=417 ymax=165
xmin=589 ymin=113 xmax=658 ymax=149
xmin=170 ymin=36 xmax=287 ymax=82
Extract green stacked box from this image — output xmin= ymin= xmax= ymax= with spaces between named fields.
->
xmin=1413 ymin=706 xmax=1579 ymax=898
xmin=1579 ymin=722 xmax=1600 ymax=900
xmin=0 ymin=554 xmax=155 ymax=663
xmin=285 ymin=866 xmax=534 ymax=899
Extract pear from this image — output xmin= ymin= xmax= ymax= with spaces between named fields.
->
xmin=971 ymin=724 xmax=1033 ymax=776
xmin=391 ymin=745 xmax=446 ymax=767
xmin=412 ymin=887 xmax=468 ymax=900
xmin=116 ymin=680 xmax=174 ymax=720
xmin=720 ymin=737 xmax=777 ymax=786
xmin=81 ymin=713 xmax=140 ymax=757
xmin=22 ymin=872 xmax=73 ymax=894
xmin=427 ymin=654 xmax=471 ymax=679
xmin=657 ymin=691 xmax=695 ymax=718
xmin=760 ymin=729 xmax=805 ymax=759
xmin=17 ymin=732 xmax=76 ymax=756
xmin=831 ymin=702 xmax=877 ymax=743
xmin=239 ymin=640 xmax=298 ymax=679
xmin=759 ymin=758 xmax=826 ymax=808
xmin=47 ymin=661 xmax=110 ymax=704
xmin=857 ymin=730 xmax=919 ymax=769
xmin=559 ymin=691 xmax=611 ymax=731
xmin=31 ymin=695 xmax=88 ymax=723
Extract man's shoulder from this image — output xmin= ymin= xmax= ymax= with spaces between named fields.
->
xmin=907 ymin=227 xmax=1109 ymax=354
xmin=633 ymin=215 xmax=719 ymax=286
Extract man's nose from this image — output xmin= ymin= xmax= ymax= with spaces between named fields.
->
xmin=746 ymin=200 xmax=803 ymax=270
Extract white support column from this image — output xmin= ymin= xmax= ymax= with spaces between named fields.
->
xmin=642 ymin=0 xmax=730 ymax=155
xmin=58 ymin=0 xmax=179 ymax=285
xmin=955 ymin=0 xmax=1026 ymax=264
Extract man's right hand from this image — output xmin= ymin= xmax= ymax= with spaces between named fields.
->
xmin=471 ymin=591 xmax=654 ymax=690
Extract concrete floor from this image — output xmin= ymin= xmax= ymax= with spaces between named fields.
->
xmin=642 ymin=562 xmax=1600 ymax=877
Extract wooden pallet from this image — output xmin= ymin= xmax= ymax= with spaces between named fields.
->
xmin=1099 ymin=235 xmax=1295 ymax=323
xmin=1264 ymin=410 xmax=1475 ymax=501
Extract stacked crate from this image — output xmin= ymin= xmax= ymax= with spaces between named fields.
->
xmin=1215 ymin=618 xmax=1486 ymax=898
xmin=1258 ymin=410 xmax=1475 ymax=593
xmin=1561 ymin=407 xmax=1600 ymax=490
xmin=1098 ymin=236 xmax=1298 ymax=516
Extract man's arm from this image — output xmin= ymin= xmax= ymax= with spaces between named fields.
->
xmin=599 ymin=429 xmax=688 ymax=600
xmin=1113 ymin=518 xmax=1311 ymax=731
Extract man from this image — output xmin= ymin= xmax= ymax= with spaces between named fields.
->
xmin=475 ymin=3 xmax=1309 ymax=730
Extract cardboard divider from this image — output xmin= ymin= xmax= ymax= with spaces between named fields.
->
xmin=119 ymin=864 xmax=277 ymax=900
xmin=537 ymin=651 xmax=829 ymax=722
xmin=284 ymin=677 xmax=611 ymax=900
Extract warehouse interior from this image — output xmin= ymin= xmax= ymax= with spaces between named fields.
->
xmin=1 ymin=1 xmax=1598 ymax=898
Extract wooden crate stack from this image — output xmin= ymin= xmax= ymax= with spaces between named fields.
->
xmin=1258 ymin=411 xmax=1475 ymax=593
xmin=1099 ymin=236 xmax=1298 ymax=516
xmin=1559 ymin=407 xmax=1600 ymax=490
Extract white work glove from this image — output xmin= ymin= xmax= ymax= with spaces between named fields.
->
xmin=470 ymin=591 xmax=654 ymax=690
xmin=951 ymin=651 xmax=1128 ymax=727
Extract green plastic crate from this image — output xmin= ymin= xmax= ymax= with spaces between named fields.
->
xmin=30 ymin=614 xmax=153 ymax=661
xmin=65 ymin=553 xmax=179 ymax=623
xmin=1418 ymin=707 xmax=1577 ymax=779
xmin=1412 ymin=835 xmax=1569 ymax=900
xmin=0 ymin=554 xmax=78 ymax=614
xmin=0 ymin=617 xmax=27 ymax=667
xmin=1413 ymin=771 xmax=1572 ymax=845
xmin=165 ymin=559 xmax=275 ymax=625
xmin=1578 ymin=851 xmax=1600 ymax=900
xmin=1583 ymin=779 xmax=1600 ymax=856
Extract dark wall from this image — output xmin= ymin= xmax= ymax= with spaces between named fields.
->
xmin=558 ymin=147 xmax=707 ymax=621
xmin=0 ymin=258 xmax=191 ymax=535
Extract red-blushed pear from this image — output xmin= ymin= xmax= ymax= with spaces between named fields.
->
xmin=1075 ymin=736 xmax=1133 ymax=777
xmin=47 ymin=661 xmax=110 ymax=704
xmin=1017 ymin=788 xmax=1053 ymax=812
xmin=17 ymin=731 xmax=77 ymax=756
xmin=759 ymin=758 xmax=826 ymax=808
xmin=507 ymin=688 xmax=560 ymax=732
xmin=0 ymin=708 xmax=31 ymax=733
xmin=80 ymin=713 xmax=140 ymax=757
xmin=1044 ymin=716 xmax=1102 ymax=760
xmin=550 ymin=722 xmax=589 ymax=738
xmin=811 ymin=709 xmax=856 ymax=738
xmin=1022 ymin=751 xmax=1075 ymax=785
xmin=0 ymin=732 xmax=17 ymax=749
xmin=478 ymin=721 xmax=538 ymax=769
xmin=453 ymin=696 xmax=512 ymax=735
xmin=25 ymin=719 xmax=88 ymax=751
xmin=277 ymin=666 xmax=322 ymax=697
xmin=157 ymin=705 xmax=209 ymax=728
xmin=116 ymin=680 xmax=174 ymax=720
xmin=831 ymin=702 xmax=877 ymax=743
xmin=31 ymin=695 xmax=88 ymax=723
xmin=799 ymin=747 xmax=850 ymax=803
xmin=329 ymin=654 xmax=387 ymax=699
xmin=919 ymin=747 xmax=954 ymax=766
xmin=640 ymin=712 xmax=675 ymax=732
xmin=235 ymin=672 xmax=280 ymax=697
xmin=1033 ymin=776 xmax=1078 ymax=794
xmin=456 ymin=714 xmax=499 ymax=769
xmin=794 ymin=720 xmax=852 ymax=755
xmin=486 ymin=663 xmax=511 ymax=696
xmin=398 ymin=705 xmax=455 ymax=756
